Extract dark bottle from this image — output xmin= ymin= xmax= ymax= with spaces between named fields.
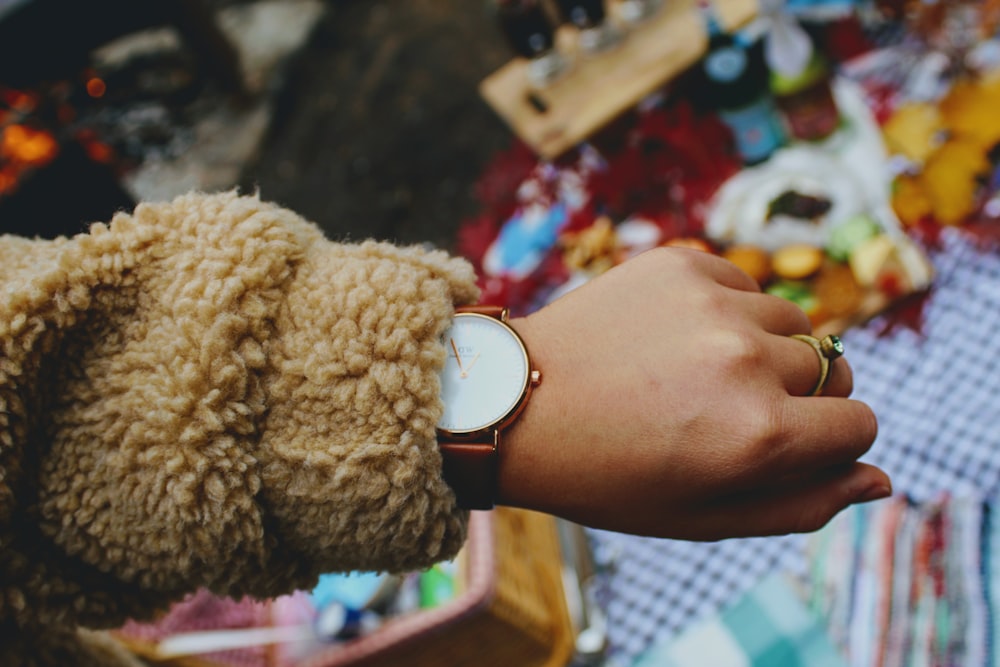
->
xmin=496 ymin=0 xmax=557 ymax=59
xmin=553 ymin=0 xmax=606 ymax=29
xmin=699 ymin=18 xmax=785 ymax=165
xmin=496 ymin=0 xmax=568 ymax=86
xmin=554 ymin=0 xmax=620 ymax=54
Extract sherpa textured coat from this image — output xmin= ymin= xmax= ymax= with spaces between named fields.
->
xmin=0 ymin=191 xmax=478 ymax=665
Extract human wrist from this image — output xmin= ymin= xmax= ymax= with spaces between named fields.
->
xmin=494 ymin=314 xmax=561 ymax=512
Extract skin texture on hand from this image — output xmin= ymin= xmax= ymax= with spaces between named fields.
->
xmin=498 ymin=247 xmax=889 ymax=541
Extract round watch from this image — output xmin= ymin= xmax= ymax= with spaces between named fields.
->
xmin=436 ymin=305 xmax=540 ymax=509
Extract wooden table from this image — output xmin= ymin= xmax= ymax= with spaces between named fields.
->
xmin=479 ymin=0 xmax=759 ymax=159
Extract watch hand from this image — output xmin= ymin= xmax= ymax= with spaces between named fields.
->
xmin=461 ymin=352 xmax=482 ymax=378
xmin=450 ymin=338 xmax=465 ymax=374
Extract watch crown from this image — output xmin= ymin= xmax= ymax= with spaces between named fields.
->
xmin=530 ymin=369 xmax=542 ymax=386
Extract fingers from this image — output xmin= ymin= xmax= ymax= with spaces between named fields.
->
xmin=768 ymin=396 xmax=879 ymax=476
xmin=656 ymin=246 xmax=762 ymax=293
xmin=671 ymin=465 xmax=890 ymax=540
xmin=713 ymin=288 xmax=854 ymax=398
xmin=770 ymin=333 xmax=854 ymax=398
xmin=742 ymin=292 xmax=813 ymax=337
xmin=683 ymin=462 xmax=892 ymax=540
xmin=820 ymin=358 xmax=853 ymax=397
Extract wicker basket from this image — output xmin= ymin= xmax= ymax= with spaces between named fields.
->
xmin=116 ymin=508 xmax=575 ymax=667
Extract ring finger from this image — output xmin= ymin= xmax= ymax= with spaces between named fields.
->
xmin=821 ymin=357 xmax=853 ymax=397
xmin=774 ymin=333 xmax=854 ymax=398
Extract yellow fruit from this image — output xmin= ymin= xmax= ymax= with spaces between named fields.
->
xmin=722 ymin=245 xmax=771 ymax=284
xmin=848 ymin=235 xmax=895 ymax=287
xmin=813 ymin=263 xmax=863 ymax=318
xmin=891 ymin=174 xmax=933 ymax=226
xmin=921 ymin=139 xmax=991 ymax=225
xmin=772 ymin=244 xmax=824 ymax=280
xmin=664 ymin=237 xmax=714 ymax=253
xmin=882 ymin=103 xmax=944 ymax=163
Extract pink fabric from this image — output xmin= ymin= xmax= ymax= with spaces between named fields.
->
xmin=117 ymin=589 xmax=272 ymax=666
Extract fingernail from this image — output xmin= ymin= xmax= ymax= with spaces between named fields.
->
xmin=853 ymin=484 xmax=892 ymax=504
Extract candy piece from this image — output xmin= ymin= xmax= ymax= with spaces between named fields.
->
xmin=826 ymin=215 xmax=881 ymax=262
xmin=893 ymin=235 xmax=935 ymax=291
xmin=766 ymin=280 xmax=821 ymax=318
xmin=560 ymin=216 xmax=617 ymax=274
xmin=922 ymin=138 xmax=991 ymax=225
xmin=771 ymin=244 xmax=824 ymax=280
xmin=615 ymin=218 xmax=663 ymax=260
xmin=850 ymin=234 xmax=934 ymax=297
xmin=891 ymin=174 xmax=933 ymax=227
xmin=939 ymin=76 xmax=1000 ymax=151
xmin=664 ymin=237 xmax=714 ymax=253
xmin=881 ymin=102 xmax=943 ymax=163
xmin=722 ymin=245 xmax=772 ymax=284
xmin=848 ymin=234 xmax=895 ymax=287
xmin=813 ymin=263 xmax=863 ymax=318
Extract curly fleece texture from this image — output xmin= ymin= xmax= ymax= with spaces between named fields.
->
xmin=0 ymin=191 xmax=478 ymax=664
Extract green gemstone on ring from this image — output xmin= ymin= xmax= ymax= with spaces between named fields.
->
xmin=820 ymin=334 xmax=844 ymax=360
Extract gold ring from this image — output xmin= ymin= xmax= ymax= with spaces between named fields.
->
xmin=791 ymin=334 xmax=844 ymax=396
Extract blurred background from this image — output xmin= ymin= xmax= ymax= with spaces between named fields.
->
xmin=236 ymin=0 xmax=514 ymax=248
xmin=0 ymin=0 xmax=514 ymax=248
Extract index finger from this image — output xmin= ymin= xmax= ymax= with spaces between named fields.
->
xmin=661 ymin=246 xmax=763 ymax=293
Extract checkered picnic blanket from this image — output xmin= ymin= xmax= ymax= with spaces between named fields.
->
xmin=587 ymin=229 xmax=1000 ymax=666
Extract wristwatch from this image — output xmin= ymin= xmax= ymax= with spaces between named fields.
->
xmin=436 ymin=305 xmax=541 ymax=510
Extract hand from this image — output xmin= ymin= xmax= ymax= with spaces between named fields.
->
xmin=498 ymin=247 xmax=889 ymax=540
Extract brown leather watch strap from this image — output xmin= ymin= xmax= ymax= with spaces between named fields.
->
xmin=457 ymin=304 xmax=507 ymax=319
xmin=439 ymin=439 xmax=497 ymax=510
xmin=437 ymin=305 xmax=518 ymax=510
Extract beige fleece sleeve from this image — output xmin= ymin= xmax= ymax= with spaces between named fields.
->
xmin=0 ymin=191 xmax=478 ymax=640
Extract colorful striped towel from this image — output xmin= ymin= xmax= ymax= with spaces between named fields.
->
xmin=806 ymin=495 xmax=995 ymax=667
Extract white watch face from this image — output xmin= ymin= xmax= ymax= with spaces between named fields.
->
xmin=437 ymin=313 xmax=530 ymax=433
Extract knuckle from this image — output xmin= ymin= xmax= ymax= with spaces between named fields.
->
xmin=773 ymin=295 xmax=812 ymax=331
xmin=743 ymin=402 xmax=789 ymax=456
xmin=710 ymin=329 xmax=767 ymax=377
xmin=720 ymin=396 xmax=789 ymax=472
xmin=655 ymin=244 xmax=713 ymax=272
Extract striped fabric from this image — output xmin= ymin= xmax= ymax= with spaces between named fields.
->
xmin=806 ymin=495 xmax=998 ymax=667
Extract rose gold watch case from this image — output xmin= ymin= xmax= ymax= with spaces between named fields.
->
xmin=437 ymin=309 xmax=539 ymax=441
